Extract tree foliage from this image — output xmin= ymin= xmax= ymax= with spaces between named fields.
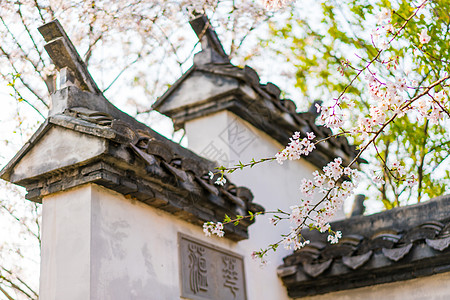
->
xmin=262 ymin=0 xmax=450 ymax=209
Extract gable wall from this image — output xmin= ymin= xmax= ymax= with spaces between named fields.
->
xmin=40 ymin=183 xmax=294 ymax=300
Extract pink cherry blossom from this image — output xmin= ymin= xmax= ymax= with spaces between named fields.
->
xmin=419 ymin=29 xmax=431 ymax=44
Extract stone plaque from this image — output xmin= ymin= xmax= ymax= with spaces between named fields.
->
xmin=179 ymin=234 xmax=247 ymax=300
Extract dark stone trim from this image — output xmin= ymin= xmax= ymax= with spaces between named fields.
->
xmin=22 ymin=156 xmax=252 ymax=241
xmin=283 ymin=245 xmax=450 ymax=298
xmin=9 ymin=105 xmax=266 ymax=241
xmin=1 ymin=100 xmax=264 ymax=242
xmin=1 ymin=19 xmax=263 ymax=243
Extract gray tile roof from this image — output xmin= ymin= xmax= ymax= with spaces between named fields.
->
xmin=278 ymin=195 xmax=450 ymax=298
xmin=0 ymin=19 xmax=264 ymax=242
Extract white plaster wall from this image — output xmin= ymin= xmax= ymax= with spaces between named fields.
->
xmin=40 ymin=185 xmax=92 ymax=300
xmin=300 ymin=271 xmax=450 ymax=300
xmin=41 ymin=183 xmax=307 ymax=300
xmin=185 ymin=111 xmax=345 ymax=300
xmin=89 ymin=184 xmax=180 ymax=299
xmin=88 ymin=183 xmax=291 ymax=300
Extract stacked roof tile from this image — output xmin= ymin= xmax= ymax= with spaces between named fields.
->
xmin=0 ymin=20 xmax=264 ymax=242
xmin=278 ymin=195 xmax=450 ymax=298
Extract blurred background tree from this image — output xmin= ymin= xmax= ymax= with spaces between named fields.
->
xmin=261 ymin=0 xmax=450 ymax=211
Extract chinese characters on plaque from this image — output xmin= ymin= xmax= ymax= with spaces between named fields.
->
xmin=179 ymin=234 xmax=247 ymax=300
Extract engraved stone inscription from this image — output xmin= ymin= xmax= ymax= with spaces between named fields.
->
xmin=188 ymin=243 xmax=208 ymax=294
xmin=222 ymin=256 xmax=239 ymax=298
xmin=179 ymin=234 xmax=247 ymax=300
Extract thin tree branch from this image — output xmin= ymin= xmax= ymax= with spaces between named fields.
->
xmin=0 ymin=203 xmax=41 ymax=246
xmin=0 ymin=45 xmax=49 ymax=110
xmin=102 ymin=55 xmax=141 ymax=93
xmin=0 ymin=274 xmax=35 ymax=300
xmin=0 ymin=285 xmax=14 ymax=300
xmin=1 ymin=267 xmax=38 ymax=298
xmin=33 ymin=0 xmax=47 ymax=23
xmin=17 ymin=1 xmax=47 ymax=68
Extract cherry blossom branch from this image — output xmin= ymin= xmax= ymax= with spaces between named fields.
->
xmin=33 ymin=0 xmax=47 ymax=23
xmin=103 ymin=55 xmax=142 ymax=93
xmin=203 ymin=210 xmax=287 ymax=236
xmin=320 ymin=0 xmax=429 ymax=123
xmin=0 ymin=17 xmax=44 ymax=78
xmin=346 ymin=75 xmax=450 ymax=171
xmin=213 ymin=131 xmax=351 ymax=183
xmin=198 ymin=0 xmax=449 ymax=264
xmin=0 ymin=201 xmax=41 ymax=247
xmin=428 ymin=92 xmax=450 ymax=118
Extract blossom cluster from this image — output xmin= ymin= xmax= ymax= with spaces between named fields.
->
xmin=305 ymin=158 xmax=357 ymax=228
xmin=355 ymin=73 xmax=406 ymax=138
xmin=278 ymin=158 xmax=358 ymax=250
xmin=262 ymin=0 xmax=293 ymax=11
xmin=373 ymin=8 xmax=394 ymax=50
xmin=275 ymin=131 xmax=316 ymax=164
xmin=203 ymin=222 xmax=224 ymax=237
xmin=316 ymin=104 xmax=345 ymax=129
xmin=281 ymin=228 xmax=310 ymax=250
xmin=250 ymin=251 xmax=269 ymax=266
xmin=356 ymin=72 xmax=448 ymax=146
xmin=416 ymin=90 xmax=448 ymax=124
xmin=372 ymin=161 xmax=418 ymax=187
xmin=373 ymin=6 xmax=431 ymax=51
xmin=327 ymin=230 xmax=342 ymax=244
xmin=418 ymin=29 xmax=431 ymax=44
xmin=391 ymin=161 xmax=406 ymax=177
xmin=209 ymin=171 xmax=227 ymax=186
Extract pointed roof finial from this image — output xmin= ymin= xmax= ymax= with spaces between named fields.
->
xmin=189 ymin=15 xmax=229 ymax=64
xmin=38 ymin=19 xmax=102 ymax=95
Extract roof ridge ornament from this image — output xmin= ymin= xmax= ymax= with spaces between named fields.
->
xmin=38 ymin=19 xmax=102 ymax=95
xmin=189 ymin=15 xmax=230 ymax=65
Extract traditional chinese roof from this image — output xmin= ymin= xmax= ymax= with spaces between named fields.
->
xmin=152 ymin=15 xmax=363 ymax=168
xmin=277 ymin=194 xmax=450 ymax=298
xmin=0 ymin=20 xmax=263 ymax=242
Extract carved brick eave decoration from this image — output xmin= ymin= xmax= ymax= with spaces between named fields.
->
xmin=152 ymin=14 xmax=365 ymax=169
xmin=278 ymin=194 xmax=450 ymax=298
xmin=0 ymin=19 xmax=264 ymax=242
